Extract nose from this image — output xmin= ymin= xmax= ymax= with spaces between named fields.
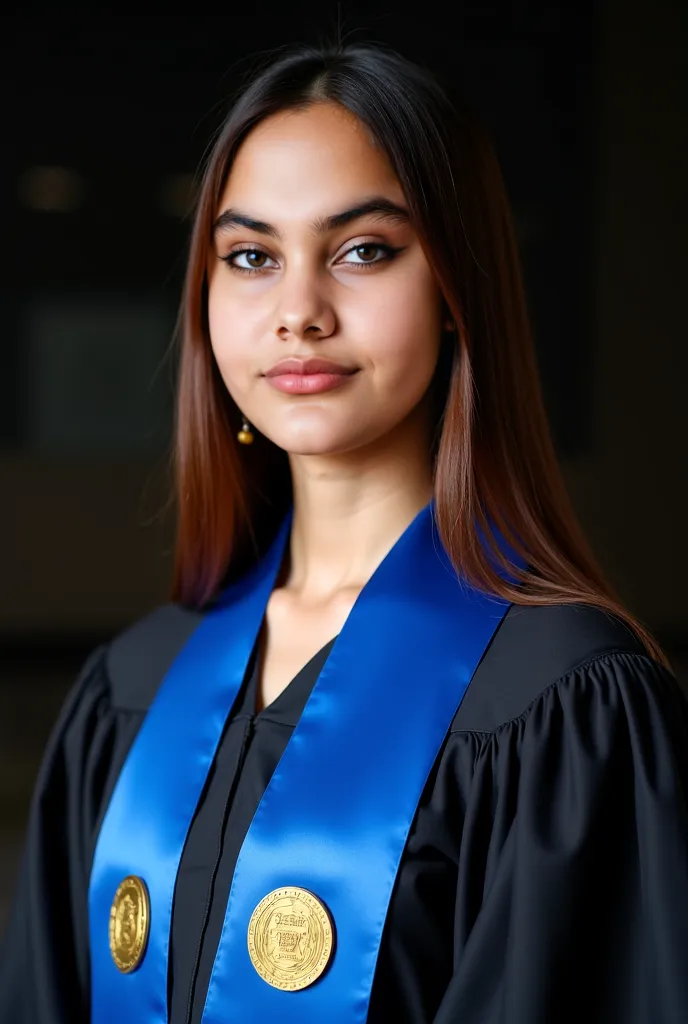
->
xmin=273 ymin=265 xmax=336 ymax=340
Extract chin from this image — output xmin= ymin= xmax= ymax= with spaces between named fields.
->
xmin=280 ymin=439 xmax=348 ymax=456
xmin=265 ymin=427 xmax=358 ymax=457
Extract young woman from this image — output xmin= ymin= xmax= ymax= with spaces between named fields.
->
xmin=1 ymin=43 xmax=686 ymax=1024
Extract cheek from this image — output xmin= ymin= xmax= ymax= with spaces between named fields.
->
xmin=357 ymin=264 xmax=442 ymax=391
xmin=207 ymin=278 xmax=254 ymax=386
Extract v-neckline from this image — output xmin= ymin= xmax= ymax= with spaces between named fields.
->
xmin=244 ymin=629 xmax=339 ymax=722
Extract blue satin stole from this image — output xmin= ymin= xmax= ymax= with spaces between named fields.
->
xmin=89 ymin=499 xmax=519 ymax=1022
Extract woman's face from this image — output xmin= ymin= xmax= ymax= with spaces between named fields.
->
xmin=207 ymin=101 xmax=444 ymax=457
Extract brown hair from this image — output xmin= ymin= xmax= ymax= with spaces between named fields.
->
xmin=169 ymin=42 xmax=672 ymax=671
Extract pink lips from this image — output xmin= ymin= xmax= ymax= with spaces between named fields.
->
xmin=264 ymin=357 xmax=356 ymax=377
xmin=264 ymin=357 xmax=358 ymax=395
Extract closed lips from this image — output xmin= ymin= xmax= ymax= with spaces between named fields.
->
xmin=264 ymin=359 xmax=357 ymax=376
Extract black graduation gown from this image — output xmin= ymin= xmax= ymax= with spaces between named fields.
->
xmin=1 ymin=600 xmax=688 ymax=1024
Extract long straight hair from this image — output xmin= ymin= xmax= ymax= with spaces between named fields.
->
xmin=170 ymin=42 xmax=671 ymax=670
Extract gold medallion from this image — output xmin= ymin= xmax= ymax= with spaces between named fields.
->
xmin=247 ymin=886 xmax=335 ymax=991
xmin=109 ymin=875 xmax=150 ymax=973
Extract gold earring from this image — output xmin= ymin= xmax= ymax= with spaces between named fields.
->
xmin=237 ymin=417 xmax=254 ymax=445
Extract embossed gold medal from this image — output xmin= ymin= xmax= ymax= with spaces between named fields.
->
xmin=247 ymin=887 xmax=334 ymax=991
xmin=109 ymin=875 xmax=150 ymax=973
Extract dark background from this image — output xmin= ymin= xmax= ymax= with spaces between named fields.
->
xmin=1 ymin=5 xmax=686 ymax=928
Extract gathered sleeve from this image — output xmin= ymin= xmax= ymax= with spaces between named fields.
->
xmin=0 ymin=646 xmax=143 ymax=1024
xmin=435 ymin=652 xmax=688 ymax=1024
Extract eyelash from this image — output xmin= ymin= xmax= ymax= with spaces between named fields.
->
xmin=219 ymin=242 xmax=402 ymax=276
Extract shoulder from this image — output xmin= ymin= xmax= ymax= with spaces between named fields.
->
xmin=452 ymin=601 xmax=667 ymax=733
xmin=104 ymin=601 xmax=205 ymax=711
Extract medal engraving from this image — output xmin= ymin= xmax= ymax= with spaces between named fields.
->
xmin=247 ymin=887 xmax=334 ymax=991
xmin=109 ymin=875 xmax=150 ymax=973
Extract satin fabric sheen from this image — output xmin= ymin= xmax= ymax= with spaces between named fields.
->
xmin=89 ymin=501 xmax=515 ymax=1022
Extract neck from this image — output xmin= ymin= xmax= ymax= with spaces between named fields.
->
xmin=281 ymin=404 xmax=435 ymax=602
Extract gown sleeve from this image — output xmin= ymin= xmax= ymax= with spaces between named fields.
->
xmin=434 ymin=650 xmax=688 ymax=1024
xmin=0 ymin=645 xmax=142 ymax=1024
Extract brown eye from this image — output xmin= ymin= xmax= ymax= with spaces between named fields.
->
xmin=222 ymin=248 xmax=277 ymax=273
xmin=244 ymin=250 xmax=268 ymax=268
xmin=354 ymin=244 xmax=379 ymax=262
xmin=340 ymin=242 xmax=397 ymax=267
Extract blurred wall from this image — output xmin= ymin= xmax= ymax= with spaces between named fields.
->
xmin=0 ymin=456 xmax=172 ymax=634
xmin=564 ymin=0 xmax=686 ymax=643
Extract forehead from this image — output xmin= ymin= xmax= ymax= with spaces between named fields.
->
xmin=219 ymin=102 xmax=404 ymax=218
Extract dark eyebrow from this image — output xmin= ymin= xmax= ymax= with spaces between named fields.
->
xmin=315 ymin=197 xmax=410 ymax=233
xmin=213 ymin=196 xmax=410 ymax=240
xmin=213 ymin=210 xmax=279 ymax=239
